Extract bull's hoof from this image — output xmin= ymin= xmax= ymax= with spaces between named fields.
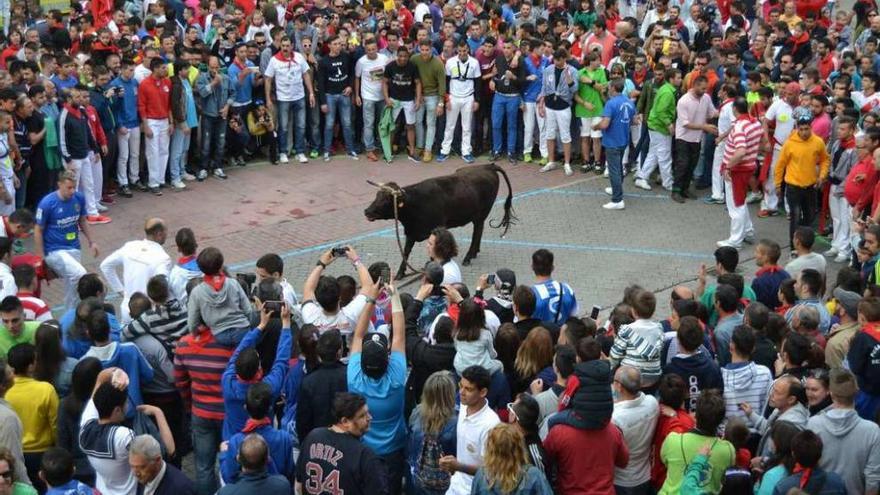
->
xmin=462 ymin=258 xmax=472 ymax=266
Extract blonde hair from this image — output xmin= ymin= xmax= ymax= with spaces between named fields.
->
xmin=483 ymin=424 xmax=528 ymax=493
xmin=514 ymin=327 xmax=554 ymax=378
xmin=419 ymin=371 xmax=457 ymax=435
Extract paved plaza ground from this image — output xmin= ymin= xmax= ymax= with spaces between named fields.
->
xmin=35 ymin=154 xmax=803 ymax=319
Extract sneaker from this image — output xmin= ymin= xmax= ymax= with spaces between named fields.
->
xmin=348 ymin=151 xmax=360 ymax=160
xmin=422 ymin=151 xmax=433 ymax=162
xmin=101 ymin=195 xmax=115 ymax=205
xmin=602 ymin=166 xmax=609 ymax=177
xmin=716 ymin=239 xmax=741 ymax=249
xmin=757 ymin=209 xmax=778 ymax=218
xmin=118 ymin=186 xmax=133 ymax=198
xmin=743 ymin=234 xmax=757 ymax=245
xmin=634 ymin=178 xmax=652 ymax=191
xmin=86 ymin=215 xmax=112 ymax=225
xmin=462 ymin=154 xmax=475 ymax=163
xmin=197 ymin=170 xmax=208 ymax=181
xmin=604 ymin=187 xmax=613 ymax=195
xmin=134 ymin=181 xmax=149 ymax=192
xmin=834 ymin=252 xmax=851 ymax=263
xmin=824 ymin=247 xmax=839 ymax=258
xmin=182 ymin=172 xmax=196 ymax=181
xmin=538 ymin=157 xmax=548 ymax=166
xmin=671 ymin=192 xmax=686 ymax=203
xmin=279 ymin=153 xmax=290 ymax=164
xmin=602 ymin=201 xmax=625 ymax=210
xmin=523 ymin=153 xmax=532 ymax=163
xmin=490 ymin=152 xmax=502 ymax=162
xmin=309 ymin=150 xmax=319 ymax=159
xmin=213 ymin=168 xmax=228 ymax=179
xmin=436 ymin=154 xmax=449 ymax=163
xmin=564 ymin=163 xmax=573 ymax=176
xmin=149 ymin=187 xmax=162 ymax=196
xmin=703 ymin=195 xmax=724 ymax=205
xmin=323 ymin=152 xmax=331 ymax=162
xmin=508 ymin=154 xmax=517 ymax=165
xmin=97 ymin=203 xmax=109 ymax=212
xmin=367 ymin=151 xmax=379 ymax=162
xmin=580 ymin=162 xmax=592 ymax=173
xmin=172 ymin=180 xmax=186 ymax=190
xmin=540 ymin=161 xmax=558 ymax=172
xmin=297 ymin=153 xmax=308 ymax=163
xmin=746 ymin=191 xmax=764 ymax=204
xmin=407 ymin=153 xmax=420 ymax=163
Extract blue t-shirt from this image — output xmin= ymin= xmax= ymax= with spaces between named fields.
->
xmin=601 ymin=94 xmax=635 ymax=149
xmin=183 ymin=80 xmax=198 ymax=128
xmin=35 ymin=191 xmax=86 ymax=253
xmin=347 ymin=350 xmax=406 ymax=455
xmin=531 ymin=279 xmax=578 ymax=325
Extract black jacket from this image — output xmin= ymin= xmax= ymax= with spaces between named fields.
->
xmin=548 ymin=359 xmax=613 ymax=431
xmin=217 ymin=470 xmax=290 ymax=495
xmin=136 ymin=463 xmax=195 ymax=495
xmin=405 ymin=300 xmax=456 ymax=415
xmin=296 ymin=360 xmax=348 ymax=442
xmin=514 ymin=318 xmax=560 ymax=343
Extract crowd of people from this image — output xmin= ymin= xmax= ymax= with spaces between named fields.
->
xmin=0 ymin=0 xmax=878 ymax=493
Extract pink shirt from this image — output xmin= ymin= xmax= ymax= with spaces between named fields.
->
xmin=674 ymin=91 xmax=717 ymax=143
xmin=812 ymin=112 xmax=831 ymax=141
xmin=585 ymin=32 xmax=617 ymax=67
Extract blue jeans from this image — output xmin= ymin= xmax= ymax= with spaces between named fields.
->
xmin=491 ymin=94 xmax=520 ymax=155
xmin=307 ymin=99 xmax=321 ymax=151
xmin=324 ymin=94 xmax=355 ymax=153
xmin=277 ymin=99 xmax=307 ymax=154
xmin=169 ymin=127 xmax=191 ymax=182
xmin=415 ymin=95 xmax=440 ymax=150
xmin=606 ymin=146 xmax=625 ymax=203
xmin=200 ymin=115 xmax=226 ymax=171
xmin=191 ymin=415 xmax=222 ymax=495
xmin=362 ymin=99 xmax=386 ymax=151
xmin=213 ymin=326 xmax=249 ymax=346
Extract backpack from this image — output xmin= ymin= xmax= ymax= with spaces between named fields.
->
xmin=416 ymin=433 xmax=450 ymax=492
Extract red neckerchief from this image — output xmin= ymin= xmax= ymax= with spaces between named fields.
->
xmin=529 ymin=53 xmax=541 ymax=68
xmin=242 ymin=417 xmax=271 ymax=433
xmin=789 ymin=32 xmax=809 ymax=54
xmin=862 ymin=321 xmax=880 ymax=341
xmin=274 ymin=51 xmax=294 ymax=63
xmin=203 ymin=273 xmax=226 ymax=291
xmin=633 ymin=67 xmax=647 ymax=85
xmin=62 ymin=102 xmax=83 ymax=119
xmin=792 ymin=463 xmax=813 ymax=489
xmin=840 ymin=136 xmax=856 ymax=150
xmin=237 ymin=367 xmax=263 ymax=384
xmin=178 ymin=255 xmax=196 ymax=265
xmin=233 ymin=58 xmax=248 ymax=70
xmin=756 ymin=264 xmax=783 ymax=276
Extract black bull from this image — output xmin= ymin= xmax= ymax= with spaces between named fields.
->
xmin=363 ymin=163 xmax=516 ymax=279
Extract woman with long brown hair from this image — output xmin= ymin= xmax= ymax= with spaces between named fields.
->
xmin=406 ymin=371 xmax=458 ymax=495
xmin=33 ymin=321 xmax=77 ymax=397
xmin=511 ymin=327 xmax=554 ymax=395
xmin=471 ymin=424 xmax=552 ymax=494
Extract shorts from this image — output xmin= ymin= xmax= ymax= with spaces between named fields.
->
xmin=392 ymin=99 xmax=416 ymax=125
xmin=580 ymin=116 xmax=603 ymax=138
xmin=545 ymin=107 xmax=572 ymax=144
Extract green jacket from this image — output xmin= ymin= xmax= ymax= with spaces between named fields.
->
xmin=572 ymin=10 xmax=597 ymax=29
xmin=636 ymin=79 xmax=658 ymax=115
xmin=575 ymin=66 xmax=606 ymax=118
xmin=647 ymin=82 xmax=677 ymax=135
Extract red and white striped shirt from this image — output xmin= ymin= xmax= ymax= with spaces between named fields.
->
xmin=17 ymin=292 xmax=52 ymax=322
xmin=722 ymin=116 xmax=764 ymax=172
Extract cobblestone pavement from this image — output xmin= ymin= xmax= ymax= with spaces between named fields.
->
xmin=33 ymin=154 xmax=813 ymax=319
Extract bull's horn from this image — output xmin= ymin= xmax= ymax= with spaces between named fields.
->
xmin=366 ymin=180 xmax=383 ymax=188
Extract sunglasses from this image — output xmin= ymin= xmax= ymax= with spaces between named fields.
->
xmin=506 ymin=402 xmax=518 ymax=421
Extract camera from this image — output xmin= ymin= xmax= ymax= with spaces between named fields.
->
xmin=114 ymin=87 xmax=124 ymax=96
xmin=264 ymin=300 xmax=284 ymax=314
xmin=380 ymin=265 xmax=391 ymax=283
xmin=331 ymin=246 xmax=350 ymax=257
xmin=487 ymin=274 xmax=496 ymax=285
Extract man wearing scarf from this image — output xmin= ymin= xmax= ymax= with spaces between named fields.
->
xmin=826 ymin=118 xmax=859 ymax=263
xmin=779 ymin=21 xmax=812 ymax=68
xmin=718 ymin=98 xmax=765 ymax=249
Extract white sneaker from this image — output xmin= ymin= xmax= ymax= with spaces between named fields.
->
xmin=824 ymin=247 xmax=839 ymax=258
xmin=96 ymin=203 xmax=109 ymax=212
xmin=172 ymin=180 xmax=186 ymax=190
xmin=182 ymin=172 xmax=196 ymax=181
xmin=540 ymin=162 xmax=558 ymax=172
xmin=834 ymin=252 xmax=851 ymax=263
xmin=604 ymin=187 xmax=613 ymax=195
xmin=634 ymin=178 xmax=652 ymax=191
xmin=602 ymin=201 xmax=625 ymax=210
xmin=564 ymin=163 xmax=573 ymax=176
xmin=716 ymin=239 xmax=742 ymax=249
xmin=297 ymin=153 xmax=308 ymax=163
xmin=279 ymin=153 xmax=289 ymax=164
xmin=323 ymin=152 xmax=331 ymax=162
xmin=603 ymin=167 xmax=609 ymax=177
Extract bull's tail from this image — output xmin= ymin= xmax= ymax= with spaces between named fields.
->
xmin=489 ymin=164 xmax=517 ymax=237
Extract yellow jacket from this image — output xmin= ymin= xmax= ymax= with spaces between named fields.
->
xmin=6 ymin=377 xmax=58 ymax=452
xmin=774 ymin=132 xmax=830 ymax=190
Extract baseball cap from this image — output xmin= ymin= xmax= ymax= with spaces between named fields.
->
xmin=361 ymin=332 xmax=389 ymax=379
xmin=832 ymin=287 xmax=860 ymax=319
xmin=784 ymin=82 xmax=802 ymax=95
xmin=797 ymin=114 xmax=814 ymax=126
xmin=495 ymin=268 xmax=516 ymax=297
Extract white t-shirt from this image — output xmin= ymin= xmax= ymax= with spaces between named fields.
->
xmin=447 ymin=401 xmax=500 ymax=495
xmin=79 ymin=400 xmax=136 ymax=495
xmin=264 ymin=52 xmax=310 ymax=102
xmin=441 ymin=260 xmax=462 ymax=285
xmin=301 ymin=293 xmax=369 ymax=336
xmin=355 ymin=53 xmax=390 ymax=102
xmin=445 ymin=55 xmax=481 ymax=98
xmin=718 ymin=99 xmax=735 ymax=138
xmin=764 ymin=99 xmax=794 ymax=145
xmin=134 ymin=64 xmax=151 ymax=83
xmin=414 ymin=2 xmax=431 ymax=22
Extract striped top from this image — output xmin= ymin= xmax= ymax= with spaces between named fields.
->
xmin=722 ymin=116 xmax=764 ymax=172
xmin=609 ymin=319 xmax=664 ymax=387
xmin=123 ymin=299 xmax=188 ymax=354
xmin=173 ymin=328 xmax=234 ymax=421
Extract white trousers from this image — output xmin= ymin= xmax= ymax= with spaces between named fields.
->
xmin=638 ymin=130 xmax=673 ymax=189
xmin=116 ymin=126 xmax=141 ymax=186
xmin=622 ymin=124 xmax=640 ymax=164
xmin=544 ymin=107 xmax=572 ymax=144
xmin=829 ymin=184 xmax=851 ymax=252
xmin=441 ymin=95 xmax=474 ymax=156
xmin=145 ymin=119 xmax=170 ymax=188
xmin=78 ymin=152 xmax=101 ymax=216
xmin=45 ymin=249 xmax=86 ymax=313
xmin=523 ymin=102 xmax=548 ymax=158
xmin=724 ymin=179 xmax=754 ymax=245
xmin=0 ymin=175 xmax=13 ymax=216
xmin=711 ymin=139 xmax=726 ymax=200
xmin=761 ymin=145 xmax=782 ymax=211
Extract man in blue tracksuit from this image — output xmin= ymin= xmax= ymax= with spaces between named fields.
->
xmin=227 ymin=43 xmax=261 ymax=166
xmin=109 ymin=60 xmax=141 ymax=196
xmin=522 ymin=39 xmax=549 ymax=164
xmin=221 ymin=303 xmax=292 ymax=440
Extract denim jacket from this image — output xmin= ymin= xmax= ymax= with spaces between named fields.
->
xmin=539 ymin=64 xmax=579 ymax=105
xmin=196 ymin=71 xmax=233 ymax=117
xmin=406 ymin=405 xmax=457 ymax=486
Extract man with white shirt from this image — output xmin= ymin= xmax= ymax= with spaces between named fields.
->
xmin=264 ymin=35 xmax=315 ymax=165
xmin=611 ymin=366 xmax=659 ymax=493
xmin=355 ymin=38 xmax=390 ymax=162
xmin=0 ymin=239 xmax=16 ymax=301
xmin=437 ymin=40 xmax=482 ymax=164
xmin=133 ymin=47 xmax=159 ymax=84
xmin=99 ymin=218 xmax=171 ymax=323
xmin=704 ymin=84 xmax=738 ymax=205
xmin=759 ymin=82 xmax=798 ymax=217
xmin=301 ymin=247 xmax=374 ymax=337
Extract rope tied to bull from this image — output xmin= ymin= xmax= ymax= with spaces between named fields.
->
xmin=368 ymin=180 xmax=422 ymax=279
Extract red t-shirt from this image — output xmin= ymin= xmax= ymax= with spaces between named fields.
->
xmin=544 ymin=421 xmax=629 ymax=494
xmin=845 ymin=154 xmax=878 ymax=210
xmin=651 ymin=409 xmax=695 ymax=489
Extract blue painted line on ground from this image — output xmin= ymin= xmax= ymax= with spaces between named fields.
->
xmin=541 ymin=189 xmax=671 ymax=200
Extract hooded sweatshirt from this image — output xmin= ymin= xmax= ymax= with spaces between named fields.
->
xmin=663 ymin=351 xmax=723 ymax=413
xmin=722 ymin=362 xmax=772 ymax=431
xmin=549 ymin=359 xmax=613 ymax=431
xmin=774 ymin=131 xmax=830 ymax=190
xmin=848 ymin=322 xmax=880 ymax=396
xmin=187 ymin=276 xmax=252 ymax=336
xmin=168 ymin=255 xmax=202 ymax=306
xmin=807 ymin=408 xmax=880 ymax=495
xmin=83 ymin=342 xmax=154 ymax=418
